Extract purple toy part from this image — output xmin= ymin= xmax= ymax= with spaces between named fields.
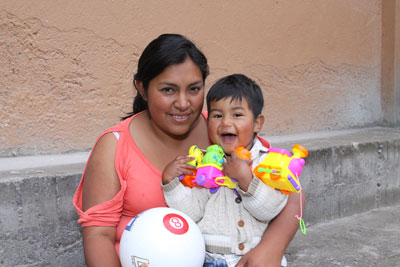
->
xmin=287 ymin=175 xmax=301 ymax=191
xmin=195 ymin=174 xmax=206 ymax=185
xmin=209 ymin=187 xmax=219 ymax=193
xmin=268 ymin=148 xmax=291 ymax=157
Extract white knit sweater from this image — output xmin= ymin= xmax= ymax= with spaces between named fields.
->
xmin=162 ymin=139 xmax=288 ymax=255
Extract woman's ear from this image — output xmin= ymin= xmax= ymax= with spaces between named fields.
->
xmin=254 ymin=114 xmax=265 ymax=133
xmin=135 ymin=80 xmax=147 ymax=101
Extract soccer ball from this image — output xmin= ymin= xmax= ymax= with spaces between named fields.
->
xmin=119 ymin=207 xmax=205 ymax=267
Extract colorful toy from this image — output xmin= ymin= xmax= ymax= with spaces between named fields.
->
xmin=179 ymin=145 xmax=203 ymax=188
xmin=120 ymin=207 xmax=205 ymax=267
xmin=180 ymin=145 xmax=247 ymax=192
xmin=233 ymin=146 xmax=251 ymax=160
xmin=253 ymin=144 xmax=308 ymax=194
xmin=194 ymin=145 xmax=233 ymax=193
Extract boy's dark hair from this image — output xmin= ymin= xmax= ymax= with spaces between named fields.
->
xmin=122 ymin=33 xmax=209 ymax=120
xmin=206 ymin=74 xmax=264 ymax=118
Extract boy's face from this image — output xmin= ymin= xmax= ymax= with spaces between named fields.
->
xmin=208 ymin=97 xmax=264 ymax=155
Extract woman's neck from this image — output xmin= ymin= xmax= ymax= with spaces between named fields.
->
xmin=130 ymin=111 xmax=209 ymax=170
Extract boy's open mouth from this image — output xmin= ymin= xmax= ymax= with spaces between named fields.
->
xmin=221 ymin=133 xmax=237 ymax=143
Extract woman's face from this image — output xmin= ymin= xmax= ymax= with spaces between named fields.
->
xmin=144 ymin=57 xmax=205 ymax=137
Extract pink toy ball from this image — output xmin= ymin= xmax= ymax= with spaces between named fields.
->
xmin=119 ymin=207 xmax=205 ymax=267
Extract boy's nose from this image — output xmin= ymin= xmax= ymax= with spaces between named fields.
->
xmin=221 ymin=117 xmax=232 ymax=126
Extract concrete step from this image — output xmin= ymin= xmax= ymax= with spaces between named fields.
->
xmin=0 ymin=126 xmax=399 ymax=266
xmin=267 ymin=126 xmax=400 ymax=224
xmin=287 ymin=204 xmax=400 ymax=266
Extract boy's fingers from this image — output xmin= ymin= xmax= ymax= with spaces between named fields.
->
xmin=182 ymin=168 xmax=196 ymax=175
xmin=185 ymin=164 xmax=197 ymax=170
xmin=185 ymin=156 xmax=196 ymax=162
xmin=176 ymin=156 xmax=195 ymax=162
xmin=230 ymin=151 xmax=238 ymax=159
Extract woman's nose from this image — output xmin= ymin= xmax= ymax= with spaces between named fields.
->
xmin=175 ymin=93 xmax=190 ymax=110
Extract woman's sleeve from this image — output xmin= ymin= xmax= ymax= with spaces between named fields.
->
xmin=72 ymin=129 xmax=126 ymax=227
xmin=73 ymin=178 xmax=126 ymax=227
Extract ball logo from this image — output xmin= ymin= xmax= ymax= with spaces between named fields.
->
xmin=163 ymin=213 xmax=189 ymax=235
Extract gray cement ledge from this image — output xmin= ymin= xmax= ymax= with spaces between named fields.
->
xmin=0 ymin=126 xmax=399 ymax=266
xmin=266 ymin=126 xmax=400 ymax=226
xmin=287 ymin=204 xmax=400 ymax=266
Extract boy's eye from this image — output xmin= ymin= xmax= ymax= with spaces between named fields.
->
xmin=233 ymin=113 xmax=243 ymax=117
xmin=212 ymin=114 xmax=222 ymax=118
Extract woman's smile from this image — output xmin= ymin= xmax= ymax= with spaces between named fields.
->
xmin=169 ymin=113 xmax=192 ymax=122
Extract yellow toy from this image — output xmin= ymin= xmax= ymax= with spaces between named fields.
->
xmin=253 ymin=144 xmax=308 ymax=194
xmin=179 ymin=145 xmax=203 ymax=188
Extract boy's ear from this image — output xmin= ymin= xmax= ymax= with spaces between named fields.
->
xmin=135 ymin=80 xmax=147 ymax=101
xmin=254 ymin=114 xmax=264 ymax=133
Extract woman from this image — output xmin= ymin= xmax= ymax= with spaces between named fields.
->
xmin=73 ymin=33 xmax=304 ymax=267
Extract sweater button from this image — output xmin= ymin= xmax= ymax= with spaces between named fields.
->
xmin=235 ymin=196 xmax=242 ymax=203
xmin=237 ymin=220 xmax=244 ymax=227
xmin=238 ymin=243 xmax=245 ymax=251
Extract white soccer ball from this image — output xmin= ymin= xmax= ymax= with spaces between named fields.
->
xmin=119 ymin=207 xmax=205 ymax=267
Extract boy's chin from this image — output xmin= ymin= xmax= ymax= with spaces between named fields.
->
xmin=214 ymin=142 xmax=237 ymax=155
xmin=221 ymin=147 xmax=234 ymax=156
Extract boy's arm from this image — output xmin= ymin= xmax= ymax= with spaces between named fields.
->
xmin=238 ymin=177 xmax=288 ymax=222
xmin=236 ymin=191 xmax=305 ymax=267
xmin=162 ymin=178 xmax=209 ymax=222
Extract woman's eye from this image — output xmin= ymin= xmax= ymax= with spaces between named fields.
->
xmin=189 ymin=86 xmax=201 ymax=93
xmin=161 ymin=87 xmax=174 ymax=93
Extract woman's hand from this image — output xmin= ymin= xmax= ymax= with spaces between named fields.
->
xmin=236 ymin=243 xmax=282 ymax=267
xmin=162 ymin=156 xmax=196 ymax=185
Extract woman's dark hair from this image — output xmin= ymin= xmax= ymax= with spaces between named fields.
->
xmin=206 ymin=74 xmax=264 ymax=118
xmin=122 ymin=33 xmax=209 ymax=120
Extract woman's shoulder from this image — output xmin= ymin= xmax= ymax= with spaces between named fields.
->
xmin=95 ymin=112 xmax=143 ymax=140
xmin=90 ymin=113 xmax=141 ymax=152
xmin=108 ymin=114 xmax=138 ymax=133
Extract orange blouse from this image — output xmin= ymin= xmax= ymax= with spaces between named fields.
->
xmin=73 ymin=111 xmax=209 ymax=252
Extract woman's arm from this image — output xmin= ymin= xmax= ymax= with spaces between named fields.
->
xmin=82 ymin=226 xmax=120 ymax=267
xmin=81 ymin=133 xmax=121 ymax=267
xmin=236 ymin=191 xmax=306 ymax=267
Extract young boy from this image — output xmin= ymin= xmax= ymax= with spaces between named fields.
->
xmin=161 ymin=74 xmax=288 ymax=267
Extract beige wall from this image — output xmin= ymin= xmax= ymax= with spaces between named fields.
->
xmin=0 ymin=0 xmax=398 ymax=156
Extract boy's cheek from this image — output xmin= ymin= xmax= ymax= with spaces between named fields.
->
xmin=207 ymin=124 xmax=218 ymax=136
xmin=207 ymin=132 xmax=220 ymax=145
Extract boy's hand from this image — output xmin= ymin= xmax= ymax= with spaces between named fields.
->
xmin=162 ymin=156 xmax=196 ymax=185
xmin=223 ymin=151 xmax=253 ymax=191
